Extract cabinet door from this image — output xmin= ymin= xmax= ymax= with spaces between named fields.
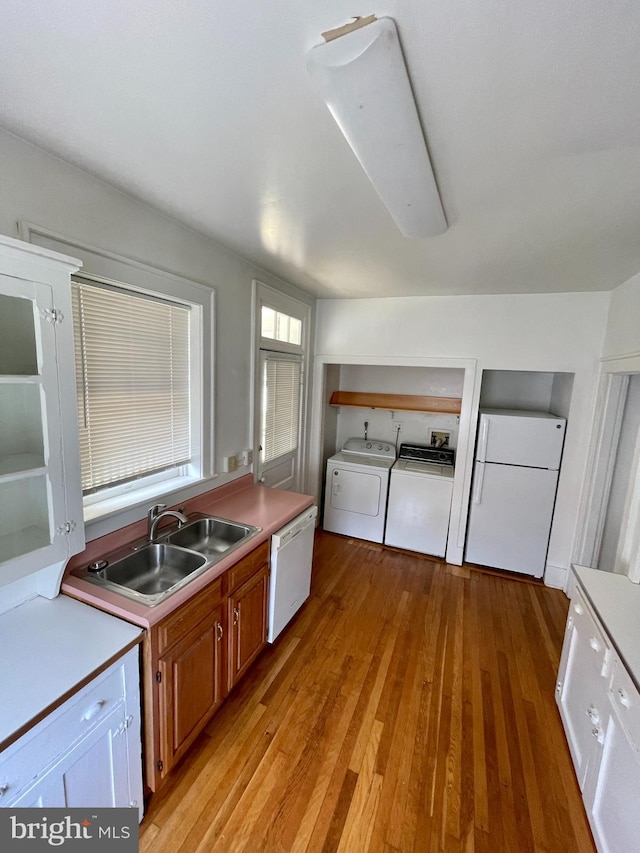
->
xmin=556 ymin=591 xmax=610 ymax=789
xmin=157 ymin=605 xmax=224 ymax=777
xmin=228 ymin=565 xmax=269 ymax=690
xmin=0 ymin=274 xmax=83 ymax=585
xmin=10 ymin=704 xmax=134 ymax=810
xmin=588 ymin=709 xmax=640 ymax=853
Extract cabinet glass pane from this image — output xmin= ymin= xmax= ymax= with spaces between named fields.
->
xmin=0 ymin=476 xmax=51 ymax=563
xmin=0 ymin=294 xmax=39 ymax=375
xmin=0 ymin=384 xmax=45 ymax=475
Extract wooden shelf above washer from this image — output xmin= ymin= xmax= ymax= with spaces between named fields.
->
xmin=329 ymin=391 xmax=462 ymax=415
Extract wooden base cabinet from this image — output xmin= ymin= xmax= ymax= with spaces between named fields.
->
xmin=146 ymin=541 xmax=270 ymax=791
xmin=157 ymin=603 xmax=225 ymax=774
xmin=228 ymin=564 xmax=269 ymax=691
xmin=147 ymin=578 xmax=225 ymax=789
xmin=557 ymin=582 xmax=640 ymax=853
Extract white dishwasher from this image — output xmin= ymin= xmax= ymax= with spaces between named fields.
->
xmin=268 ymin=504 xmax=317 ymax=643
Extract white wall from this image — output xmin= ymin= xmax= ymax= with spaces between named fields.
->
xmin=603 ymin=272 xmax=640 ymax=359
xmin=0 ymin=129 xmax=314 ymax=538
xmin=599 ymin=375 xmax=640 ymax=571
xmin=315 ymin=291 xmax=609 ymax=580
xmin=595 ymin=272 xmax=640 ymax=576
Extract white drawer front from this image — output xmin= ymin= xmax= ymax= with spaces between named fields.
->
xmin=0 ymin=655 xmax=128 ymax=804
xmin=570 ymin=591 xmax=611 ymax=678
xmin=610 ymin=658 xmax=640 ymax=751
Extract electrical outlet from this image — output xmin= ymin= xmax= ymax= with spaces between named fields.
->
xmin=392 ymin=420 xmax=403 ymax=432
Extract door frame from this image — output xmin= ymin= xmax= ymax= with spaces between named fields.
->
xmin=573 ymin=352 xmax=640 ymax=575
xmin=251 ymin=280 xmax=313 ymax=492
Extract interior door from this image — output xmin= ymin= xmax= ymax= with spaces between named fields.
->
xmin=257 ymin=351 xmax=302 ymax=490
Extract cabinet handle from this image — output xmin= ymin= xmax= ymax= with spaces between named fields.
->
xmin=233 ymin=607 xmax=239 ymax=626
xmin=82 ymin=699 xmax=106 ymax=721
xmin=216 ymin=622 xmax=223 ymax=642
xmin=618 ymin=688 xmax=630 ymax=708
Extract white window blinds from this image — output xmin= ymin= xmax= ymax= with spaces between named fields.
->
xmin=261 ymin=356 xmax=301 ymax=463
xmin=71 ymin=279 xmax=191 ymax=494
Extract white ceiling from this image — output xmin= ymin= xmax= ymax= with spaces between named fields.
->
xmin=1 ymin=1 xmax=640 ymax=299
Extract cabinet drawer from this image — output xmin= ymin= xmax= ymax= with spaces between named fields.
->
xmin=0 ymin=654 xmax=130 ymax=805
xmin=227 ymin=542 xmax=269 ymax=593
xmin=157 ymin=577 xmax=223 ymax=654
xmin=610 ymin=659 xmax=640 ymax=751
xmin=570 ymin=590 xmax=610 ymax=678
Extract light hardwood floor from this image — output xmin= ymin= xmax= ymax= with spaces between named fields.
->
xmin=140 ymin=531 xmax=596 ymax=853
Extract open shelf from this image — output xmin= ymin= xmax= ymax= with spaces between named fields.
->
xmin=0 ymin=454 xmax=46 ymax=480
xmin=329 ymin=391 xmax=462 ymax=415
xmin=0 ymin=525 xmax=51 ymax=564
xmin=0 ymin=475 xmax=51 ymax=564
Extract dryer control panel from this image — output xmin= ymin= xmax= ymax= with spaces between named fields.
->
xmin=342 ymin=437 xmax=396 ymax=459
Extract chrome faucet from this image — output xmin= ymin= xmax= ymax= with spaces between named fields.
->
xmin=148 ymin=503 xmax=188 ymax=542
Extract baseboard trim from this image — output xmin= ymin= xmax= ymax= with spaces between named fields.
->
xmin=544 ymin=563 xmax=568 ymax=591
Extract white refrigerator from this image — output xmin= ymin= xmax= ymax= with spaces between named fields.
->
xmin=465 ymin=409 xmax=566 ymax=578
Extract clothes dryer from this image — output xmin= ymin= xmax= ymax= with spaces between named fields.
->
xmin=323 ymin=438 xmax=396 ymax=543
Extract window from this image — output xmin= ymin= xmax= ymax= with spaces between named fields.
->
xmin=261 ymin=306 xmax=302 ymax=346
xmin=261 ymin=354 xmax=301 ymax=464
xmin=71 ymin=277 xmax=200 ymax=508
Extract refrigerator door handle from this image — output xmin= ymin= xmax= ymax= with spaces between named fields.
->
xmin=472 ymin=462 xmax=485 ymax=504
xmin=478 ymin=416 xmax=489 ymax=462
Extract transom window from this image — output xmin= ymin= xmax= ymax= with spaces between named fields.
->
xmin=261 ymin=305 xmax=302 ymax=346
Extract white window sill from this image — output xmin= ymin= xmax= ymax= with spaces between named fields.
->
xmin=84 ymin=475 xmax=203 ymax=522
xmin=82 ymin=473 xmax=222 ymax=542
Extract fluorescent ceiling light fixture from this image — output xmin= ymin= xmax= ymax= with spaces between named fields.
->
xmin=306 ymin=17 xmax=447 ymax=239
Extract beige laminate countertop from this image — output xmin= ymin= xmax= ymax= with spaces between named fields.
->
xmin=62 ymin=477 xmax=315 ymax=629
xmin=0 ymin=596 xmax=142 ymax=750
xmin=573 ymin=564 xmax=640 ymax=690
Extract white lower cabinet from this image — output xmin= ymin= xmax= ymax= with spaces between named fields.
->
xmin=0 ymin=646 xmax=143 ymax=820
xmin=557 ymin=582 xmax=640 ymax=852
xmin=556 ymin=588 xmax=611 ymax=791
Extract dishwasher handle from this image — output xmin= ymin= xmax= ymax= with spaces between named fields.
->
xmin=272 ymin=506 xmax=318 ymax=550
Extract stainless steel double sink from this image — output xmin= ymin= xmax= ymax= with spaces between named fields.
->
xmin=73 ymin=516 xmax=261 ymax=606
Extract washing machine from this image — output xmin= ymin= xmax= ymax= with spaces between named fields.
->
xmin=323 ymin=437 xmax=396 ymax=543
xmin=384 ymin=443 xmax=455 ymax=557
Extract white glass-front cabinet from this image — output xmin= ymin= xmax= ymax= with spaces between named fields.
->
xmin=0 ymin=235 xmax=84 ymax=599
